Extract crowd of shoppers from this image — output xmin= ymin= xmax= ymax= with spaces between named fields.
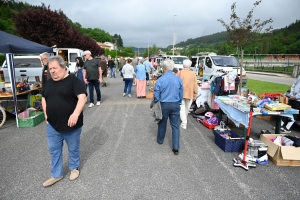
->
xmin=40 ymin=52 xmax=206 ymax=187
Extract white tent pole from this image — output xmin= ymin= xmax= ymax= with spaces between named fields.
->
xmin=6 ymin=53 xmax=19 ymax=127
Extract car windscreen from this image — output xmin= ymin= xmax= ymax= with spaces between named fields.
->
xmin=211 ymin=56 xmax=239 ymax=67
xmin=172 ymin=57 xmax=188 ymax=64
xmin=13 ymin=58 xmax=42 ymax=68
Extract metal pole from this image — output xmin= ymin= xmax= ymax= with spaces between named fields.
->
xmin=173 ymin=15 xmax=176 ymax=56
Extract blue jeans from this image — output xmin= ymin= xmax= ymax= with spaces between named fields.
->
xmin=157 ymin=102 xmax=180 ymax=150
xmin=88 ymin=80 xmax=101 ymax=103
xmin=110 ymin=68 xmax=115 ymax=78
xmin=46 ymin=124 xmax=82 ymax=178
xmin=123 ymin=78 xmax=133 ymax=94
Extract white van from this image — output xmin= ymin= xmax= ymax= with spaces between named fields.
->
xmin=191 ymin=55 xmax=205 ymax=76
xmin=201 ymin=53 xmax=248 ymax=86
xmin=164 ymin=55 xmax=189 ymax=70
xmin=53 ymin=48 xmax=85 ymax=73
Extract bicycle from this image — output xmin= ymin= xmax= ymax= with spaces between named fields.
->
xmin=0 ymin=102 xmax=6 ymax=127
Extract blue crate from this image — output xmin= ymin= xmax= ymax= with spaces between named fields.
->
xmin=214 ymin=130 xmax=244 ymax=152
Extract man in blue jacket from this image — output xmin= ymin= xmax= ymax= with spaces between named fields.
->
xmin=154 ymin=59 xmax=183 ymax=155
xmin=143 ymin=57 xmax=155 ymax=85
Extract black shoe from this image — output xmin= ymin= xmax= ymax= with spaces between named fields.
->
xmin=294 ymin=121 xmax=300 ymax=126
xmin=193 ymin=114 xmax=204 ymax=118
xmin=157 ymin=140 xmax=163 ymax=145
xmin=194 ymin=107 xmax=206 ymax=115
xmin=172 ymin=149 xmax=179 ymax=155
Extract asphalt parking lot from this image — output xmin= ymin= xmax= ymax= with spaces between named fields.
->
xmin=1 ymin=76 xmax=300 ymax=200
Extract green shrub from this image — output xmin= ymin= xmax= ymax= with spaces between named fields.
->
xmin=0 ymin=54 xmax=5 ymax=66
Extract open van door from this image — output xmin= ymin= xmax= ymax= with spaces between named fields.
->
xmin=68 ymin=49 xmax=82 ymax=73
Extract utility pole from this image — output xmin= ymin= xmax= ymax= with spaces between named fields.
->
xmin=172 ymin=14 xmax=176 ymax=56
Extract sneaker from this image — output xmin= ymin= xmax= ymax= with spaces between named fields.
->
xmin=128 ymin=94 xmax=131 ymax=98
xmin=70 ymin=169 xmax=80 ymax=181
xmin=181 ymin=124 xmax=187 ymax=129
xmin=88 ymin=103 xmax=94 ymax=108
xmin=280 ymin=127 xmax=291 ymax=134
xmin=43 ymin=176 xmax=63 ymax=187
xmin=123 ymin=93 xmax=126 ymax=97
xmin=96 ymin=101 xmax=101 ymax=106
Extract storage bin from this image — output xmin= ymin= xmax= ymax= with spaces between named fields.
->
xmin=17 ymin=111 xmax=45 ymax=128
xmin=203 ymin=120 xmax=218 ymax=129
xmin=214 ymin=130 xmax=244 ymax=152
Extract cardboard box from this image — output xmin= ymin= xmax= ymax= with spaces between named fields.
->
xmin=279 ymin=94 xmax=289 ymax=104
xmin=146 ymin=93 xmax=154 ymax=99
xmin=259 ymin=134 xmax=300 ymax=166
xmin=227 ymin=118 xmax=244 ymax=128
xmin=255 ymin=115 xmax=276 ymax=121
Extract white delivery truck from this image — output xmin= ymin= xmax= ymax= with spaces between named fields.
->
xmin=200 ymin=53 xmax=248 ymax=86
xmin=53 ymin=48 xmax=85 ymax=73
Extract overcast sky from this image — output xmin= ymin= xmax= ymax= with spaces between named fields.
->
xmin=24 ymin=0 xmax=300 ymax=48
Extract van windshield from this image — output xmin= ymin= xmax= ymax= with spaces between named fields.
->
xmin=211 ymin=56 xmax=239 ymax=67
xmin=171 ymin=57 xmax=188 ymax=64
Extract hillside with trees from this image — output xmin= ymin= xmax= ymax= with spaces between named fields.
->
xmin=167 ymin=19 xmax=300 ymax=56
xmin=1 ymin=0 xmax=299 ymax=58
xmin=0 ymin=0 xmax=125 ymax=57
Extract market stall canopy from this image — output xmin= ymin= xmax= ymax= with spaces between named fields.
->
xmin=0 ymin=30 xmax=53 ymax=128
xmin=0 ymin=30 xmax=53 ymax=54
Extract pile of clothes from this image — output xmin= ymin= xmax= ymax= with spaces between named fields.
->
xmin=269 ymin=135 xmax=300 ymax=147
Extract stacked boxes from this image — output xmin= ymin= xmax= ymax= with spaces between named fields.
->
xmin=247 ymin=140 xmax=268 ymax=158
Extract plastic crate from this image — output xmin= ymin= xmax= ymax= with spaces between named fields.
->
xmin=203 ymin=120 xmax=218 ymax=129
xmin=17 ymin=111 xmax=45 ymax=128
xmin=214 ymin=130 xmax=244 ymax=152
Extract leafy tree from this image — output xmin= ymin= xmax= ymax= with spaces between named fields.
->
xmin=143 ymin=44 xmax=160 ymax=58
xmin=12 ymin=3 xmax=104 ymax=56
xmin=217 ymin=0 xmax=273 ymax=90
xmin=218 ymin=0 xmax=273 ymax=50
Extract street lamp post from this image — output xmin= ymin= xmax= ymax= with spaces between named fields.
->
xmin=172 ymin=14 xmax=176 ymax=56
xmin=114 ymin=37 xmax=118 ymax=58
xmin=255 ymin=46 xmax=258 ymax=68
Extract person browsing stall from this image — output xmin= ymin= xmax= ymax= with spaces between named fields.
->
xmin=179 ymin=59 xmax=198 ymax=129
xmin=135 ymin=59 xmax=147 ymax=98
xmin=281 ymin=75 xmax=300 ymax=132
xmin=122 ymin=58 xmax=135 ymax=98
